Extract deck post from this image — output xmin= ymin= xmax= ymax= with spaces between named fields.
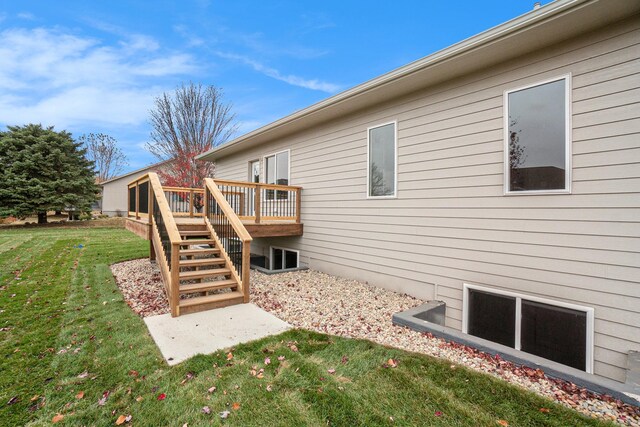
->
xmin=295 ymin=188 xmax=301 ymax=224
xmin=170 ymin=242 xmax=180 ymax=317
xmin=254 ymin=184 xmax=261 ymax=224
xmin=135 ymin=180 xmax=140 ymax=219
xmin=189 ymin=189 xmax=194 ymax=217
xmin=242 ymin=240 xmax=251 ymax=303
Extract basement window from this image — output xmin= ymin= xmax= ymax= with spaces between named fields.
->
xmin=463 ymin=284 xmax=593 ymax=372
xmin=270 ymin=247 xmax=299 ymax=271
xmin=504 ymin=75 xmax=571 ymax=194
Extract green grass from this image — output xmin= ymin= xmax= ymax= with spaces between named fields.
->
xmin=0 ymin=225 xmax=612 ymax=426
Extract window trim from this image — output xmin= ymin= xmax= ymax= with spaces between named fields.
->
xmin=503 ymin=74 xmax=572 ymax=196
xmin=462 ymin=283 xmax=594 ymax=373
xmin=366 ymin=121 xmax=398 ymax=199
xmin=270 ymin=246 xmax=300 ymax=270
xmin=263 ymin=149 xmax=291 ymax=186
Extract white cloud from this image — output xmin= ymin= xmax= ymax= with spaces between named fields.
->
xmin=215 ymin=51 xmax=341 ymax=93
xmin=0 ymin=27 xmax=197 ymax=129
xmin=17 ymin=12 xmax=35 ymax=20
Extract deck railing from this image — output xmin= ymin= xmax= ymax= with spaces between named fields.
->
xmin=163 ymin=186 xmax=205 ymax=217
xmin=204 ymin=178 xmax=252 ymax=303
xmin=146 ymin=173 xmax=182 ymax=316
xmin=127 ymin=176 xmax=150 ymax=219
xmin=213 ymin=179 xmax=301 ymax=224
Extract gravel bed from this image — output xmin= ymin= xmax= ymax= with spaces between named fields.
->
xmin=111 ymin=259 xmax=169 ymax=317
xmin=111 ymin=259 xmax=640 ymax=425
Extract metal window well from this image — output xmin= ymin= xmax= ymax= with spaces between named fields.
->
xmin=392 ymin=301 xmax=640 ymax=406
xmin=249 ymin=254 xmax=308 ymax=275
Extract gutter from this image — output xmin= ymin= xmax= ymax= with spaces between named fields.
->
xmin=197 ymin=0 xmax=588 ymax=161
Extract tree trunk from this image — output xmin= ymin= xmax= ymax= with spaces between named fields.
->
xmin=37 ymin=212 xmax=48 ymax=224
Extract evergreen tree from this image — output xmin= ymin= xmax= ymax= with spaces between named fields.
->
xmin=0 ymin=124 xmax=99 ymax=224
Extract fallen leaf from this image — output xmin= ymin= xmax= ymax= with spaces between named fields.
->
xmin=157 ymin=393 xmax=166 ymax=401
xmin=256 ymin=372 xmax=264 ymax=379
xmin=341 ymin=356 xmax=349 ymax=364
xmin=7 ymin=396 xmax=19 ymax=405
xmin=30 ymin=395 xmax=40 ymax=402
xmin=232 ymin=402 xmax=241 ymax=410
xmin=264 ymin=357 xmax=271 ymax=365
xmin=98 ymin=391 xmax=110 ymax=406
xmin=434 ymin=411 xmax=443 ymax=417
xmin=115 ymin=414 xmax=127 ymax=425
xmin=497 ymin=420 xmax=509 ymax=426
xmin=52 ymin=414 xmax=64 ymax=423
xmin=539 ymin=408 xmax=550 ymax=413
xmin=289 ymin=344 xmax=298 ymax=352
xmin=135 ymin=396 xmax=143 ymax=402
xmin=202 ymin=406 xmax=211 ymax=414
xmin=328 ymin=369 xmax=336 ymax=374
xmin=277 ymin=355 xmax=285 ymax=361
xmin=207 ymin=386 xmax=217 ymax=393
xmin=219 ymin=410 xmax=230 ymax=419
xmin=76 ymin=391 xmax=84 ymax=399
xmin=77 ymin=371 xmax=89 ymax=379
xmin=226 ymin=352 xmax=233 ymax=360
xmin=128 ymin=370 xmax=139 ymax=377
xmin=266 ymin=384 xmax=272 ymax=392
xmin=387 ymin=359 xmax=398 ymax=368
xmin=125 ymin=415 xmax=132 ymax=423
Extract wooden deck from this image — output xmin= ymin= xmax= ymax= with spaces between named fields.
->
xmin=127 ymin=216 xmax=303 ymax=239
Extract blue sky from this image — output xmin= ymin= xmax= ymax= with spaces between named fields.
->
xmin=0 ymin=1 xmax=545 ymax=173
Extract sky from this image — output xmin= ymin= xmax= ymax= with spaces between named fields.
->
xmin=0 ymin=0 xmax=548 ymax=173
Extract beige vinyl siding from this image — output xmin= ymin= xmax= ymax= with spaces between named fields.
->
xmin=216 ymin=17 xmax=640 ymax=382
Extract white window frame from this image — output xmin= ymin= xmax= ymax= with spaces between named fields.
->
xmin=462 ymin=283 xmax=594 ymax=373
xmin=367 ymin=121 xmax=398 ymax=199
xmin=263 ymin=149 xmax=291 ymax=186
xmin=270 ymin=246 xmax=300 ymax=270
xmin=503 ymin=74 xmax=572 ymax=196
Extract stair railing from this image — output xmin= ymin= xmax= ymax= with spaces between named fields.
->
xmin=204 ymin=178 xmax=253 ymax=303
xmin=146 ymin=172 xmax=182 ymax=316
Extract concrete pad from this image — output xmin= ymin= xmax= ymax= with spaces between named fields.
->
xmin=144 ymin=303 xmax=291 ymax=365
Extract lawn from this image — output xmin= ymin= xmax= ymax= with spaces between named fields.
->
xmin=0 ymin=224 xmax=612 ymax=426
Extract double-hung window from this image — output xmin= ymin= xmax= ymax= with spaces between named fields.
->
xmin=264 ymin=150 xmax=289 ymax=199
xmin=367 ymin=122 xmax=397 ymax=198
xmin=504 ymin=75 xmax=571 ymax=194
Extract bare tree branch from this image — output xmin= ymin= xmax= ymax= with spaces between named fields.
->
xmin=145 ymin=82 xmax=238 ymax=187
xmin=79 ymin=133 xmax=128 ymax=182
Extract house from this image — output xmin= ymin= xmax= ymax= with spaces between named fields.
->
xmin=197 ymin=0 xmax=640 ymax=388
xmin=101 ymin=162 xmax=165 ymax=216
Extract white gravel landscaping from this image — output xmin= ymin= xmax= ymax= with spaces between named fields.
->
xmin=111 ymin=259 xmax=640 ymax=425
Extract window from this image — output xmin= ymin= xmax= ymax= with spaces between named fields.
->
xmin=368 ymin=122 xmax=397 ymax=198
xmin=249 ymin=160 xmax=260 ymax=183
xmin=463 ymin=284 xmax=593 ymax=372
xmin=270 ymin=247 xmax=299 ymax=270
xmin=504 ymin=75 xmax=571 ymax=193
xmin=264 ymin=150 xmax=289 ymax=199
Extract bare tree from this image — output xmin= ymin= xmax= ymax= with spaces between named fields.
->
xmin=79 ymin=133 xmax=128 ymax=183
xmin=146 ymin=82 xmax=238 ymax=188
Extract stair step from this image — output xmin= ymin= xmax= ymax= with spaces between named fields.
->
xmin=177 ymin=224 xmax=207 ymax=230
xmin=180 ymin=248 xmax=220 ymax=256
xmin=179 ymin=257 xmax=225 ymax=267
xmin=179 ymin=239 xmax=215 ymax=246
xmin=179 ymin=279 xmax=238 ymax=294
xmin=180 ymin=230 xmax=211 ymax=237
xmin=179 ymin=268 xmax=231 ymax=281
xmin=178 ymin=291 xmax=244 ymax=311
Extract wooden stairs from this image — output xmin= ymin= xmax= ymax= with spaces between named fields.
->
xmin=176 ymin=223 xmax=244 ymax=315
